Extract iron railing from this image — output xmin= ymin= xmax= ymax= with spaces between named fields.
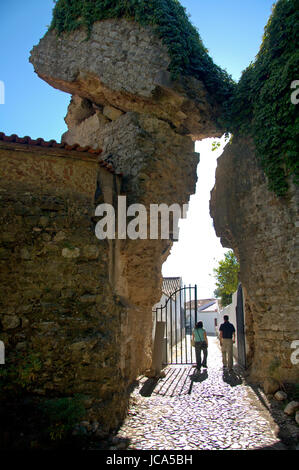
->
xmin=153 ymin=285 xmax=198 ymax=365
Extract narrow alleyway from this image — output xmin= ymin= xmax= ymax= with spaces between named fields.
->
xmin=112 ymin=336 xmax=286 ymax=450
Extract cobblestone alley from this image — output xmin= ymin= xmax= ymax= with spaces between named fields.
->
xmin=111 ymin=336 xmax=287 ymax=450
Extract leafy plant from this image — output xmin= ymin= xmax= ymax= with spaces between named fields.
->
xmin=211 ymin=141 xmax=221 ymax=152
xmin=226 ymin=0 xmax=299 ymax=196
xmin=42 ymin=394 xmax=86 ymax=440
xmin=17 ymin=353 xmax=42 ymax=387
xmin=213 ymin=250 xmax=240 ymax=307
xmin=49 ymin=0 xmax=298 ymax=197
xmin=0 ymin=351 xmax=42 ymax=392
xmin=211 ymin=132 xmax=231 ymax=151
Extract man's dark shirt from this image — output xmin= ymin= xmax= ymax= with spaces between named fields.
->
xmin=219 ymin=321 xmax=235 ymax=339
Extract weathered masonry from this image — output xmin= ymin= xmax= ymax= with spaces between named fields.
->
xmin=210 ymin=137 xmax=299 ymax=384
xmin=0 ymin=1 xmax=298 ymax=438
xmin=0 ymin=134 xmax=138 ymax=430
xmin=1 ymin=16 xmax=218 ymax=433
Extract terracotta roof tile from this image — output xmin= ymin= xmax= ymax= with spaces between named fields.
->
xmin=162 ymin=277 xmax=182 ymax=297
xmin=0 ymin=132 xmax=102 ymax=154
xmin=0 ymin=131 xmax=122 ymax=176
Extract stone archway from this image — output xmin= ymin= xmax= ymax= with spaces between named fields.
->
xmin=29 ymin=17 xmax=224 ymax=390
xmin=0 ymin=1 xmax=294 ymax=436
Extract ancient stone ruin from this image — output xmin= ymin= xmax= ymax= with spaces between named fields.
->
xmin=0 ymin=15 xmax=222 ymax=433
xmin=0 ymin=1 xmax=298 ymax=440
xmin=210 ymin=136 xmax=299 ymax=383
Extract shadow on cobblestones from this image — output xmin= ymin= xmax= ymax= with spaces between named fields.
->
xmin=188 ymin=368 xmax=208 ymax=395
xmin=222 ymin=368 xmax=243 ymax=387
xmin=189 ymin=368 xmax=208 ymax=383
xmin=141 ymin=366 xmax=194 ymax=397
xmin=139 ymin=378 xmax=159 ymax=397
xmin=107 ymin=337 xmax=295 ymax=450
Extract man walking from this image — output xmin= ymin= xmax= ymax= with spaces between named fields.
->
xmin=219 ymin=315 xmax=235 ymax=370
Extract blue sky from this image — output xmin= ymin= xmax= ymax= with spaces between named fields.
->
xmin=0 ymin=0 xmax=275 ymax=297
xmin=180 ymin=0 xmax=274 ymax=81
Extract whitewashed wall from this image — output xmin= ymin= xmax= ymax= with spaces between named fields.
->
xmin=185 ymin=309 xmax=218 ymax=335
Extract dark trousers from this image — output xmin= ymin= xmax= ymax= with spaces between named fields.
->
xmin=195 ymin=341 xmax=208 ymax=368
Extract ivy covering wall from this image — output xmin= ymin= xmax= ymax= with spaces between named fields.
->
xmin=226 ymin=0 xmax=298 ymax=196
xmin=50 ymin=0 xmax=298 ymax=197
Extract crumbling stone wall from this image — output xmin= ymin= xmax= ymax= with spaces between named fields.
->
xmin=1 ymin=9 xmax=297 ymax=442
xmin=0 ymin=140 xmax=133 ymax=431
xmin=210 ymin=137 xmax=299 ymax=383
xmin=2 ymin=14 xmax=297 ymax=440
xmin=29 ymin=18 xmax=220 ymax=394
xmin=30 ymin=19 xmax=221 ymax=141
xmin=0 ymin=16 xmax=223 ymax=436
xmin=29 ymin=18 xmax=220 ymax=312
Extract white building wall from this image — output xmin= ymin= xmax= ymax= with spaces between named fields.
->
xmin=185 ymin=309 xmax=218 ymax=335
xmin=197 ymin=312 xmax=217 ymax=335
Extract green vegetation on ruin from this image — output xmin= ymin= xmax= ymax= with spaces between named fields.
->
xmin=227 ymin=0 xmax=299 ymax=197
xmin=49 ymin=0 xmax=235 ymax=105
xmin=50 ymin=0 xmax=298 ymax=197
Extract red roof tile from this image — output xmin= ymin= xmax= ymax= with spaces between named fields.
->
xmin=0 ymin=131 xmax=122 ymax=176
xmin=0 ymin=132 xmax=102 ymax=154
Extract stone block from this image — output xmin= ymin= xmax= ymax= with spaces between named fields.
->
xmin=2 ymin=315 xmax=20 ymax=330
xmin=82 ymin=245 xmax=100 ymax=260
xmin=263 ymin=377 xmax=280 ymax=395
xmin=62 ymin=247 xmax=80 ymax=258
xmin=103 ymin=105 xmax=123 ymax=121
xmin=274 ymin=390 xmax=287 ymax=401
xmin=284 ymin=401 xmax=299 ymax=416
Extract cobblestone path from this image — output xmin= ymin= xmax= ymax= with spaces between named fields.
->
xmin=114 ymin=336 xmax=285 ymax=450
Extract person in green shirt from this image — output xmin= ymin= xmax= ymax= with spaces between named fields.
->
xmin=192 ymin=321 xmax=208 ymax=370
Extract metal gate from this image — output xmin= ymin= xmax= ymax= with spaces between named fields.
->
xmin=153 ymin=285 xmax=198 ymax=365
xmin=236 ymin=283 xmax=247 ymax=368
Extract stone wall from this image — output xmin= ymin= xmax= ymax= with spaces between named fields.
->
xmin=30 ymin=19 xmax=222 ymax=141
xmin=29 ymin=17 xmax=219 ymax=315
xmin=0 ymin=16 xmax=225 ymax=438
xmin=2 ymin=12 xmax=297 ymax=442
xmin=0 ymin=140 xmax=139 ymax=432
xmin=29 ymin=17 xmax=219 ymax=391
xmin=210 ymin=137 xmax=299 ymax=383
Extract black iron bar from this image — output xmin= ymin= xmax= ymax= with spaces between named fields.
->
xmin=180 ymin=288 xmax=183 ymax=365
xmin=161 ymin=305 xmax=167 ymax=365
xmin=184 ymin=286 xmax=187 ymax=363
xmin=164 ymin=303 xmax=168 ymax=365
xmin=156 ymin=285 xmax=199 ymax=366
xmin=170 ymin=297 xmax=173 ymax=363
xmin=189 ymin=284 xmax=193 ymax=364
xmin=175 ymin=292 xmax=178 ymax=364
